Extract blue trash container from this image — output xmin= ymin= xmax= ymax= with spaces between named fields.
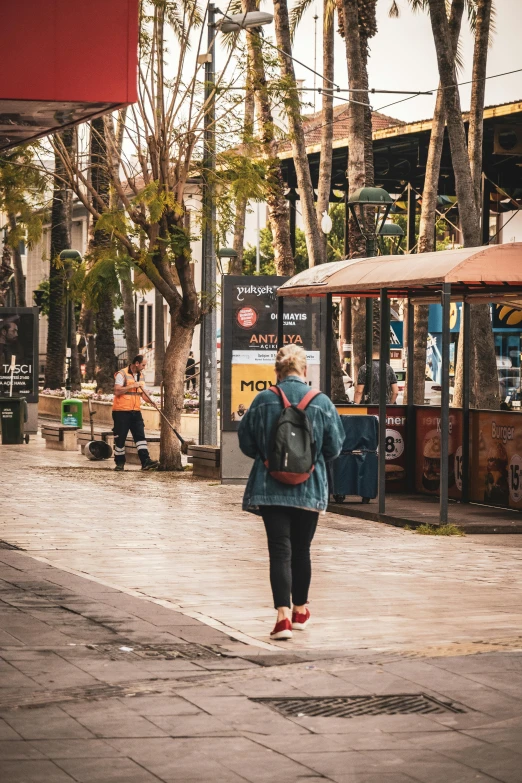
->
xmin=330 ymin=415 xmax=379 ymax=503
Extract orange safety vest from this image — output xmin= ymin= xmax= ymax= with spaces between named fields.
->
xmin=112 ymin=366 xmax=143 ymax=412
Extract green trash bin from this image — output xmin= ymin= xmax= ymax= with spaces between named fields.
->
xmin=61 ymin=399 xmax=83 ymax=428
xmin=0 ymin=397 xmax=26 ymax=445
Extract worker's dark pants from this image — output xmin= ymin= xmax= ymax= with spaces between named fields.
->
xmin=112 ymin=411 xmax=150 ymax=467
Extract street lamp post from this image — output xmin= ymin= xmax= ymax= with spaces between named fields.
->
xmin=198 ymin=5 xmax=273 ymax=446
xmin=347 ymin=187 xmax=392 ymax=400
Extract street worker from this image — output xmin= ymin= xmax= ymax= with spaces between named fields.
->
xmin=112 ymin=355 xmax=159 ymax=472
xmin=238 ymin=344 xmax=344 ymax=641
xmin=354 ymin=347 xmax=398 ymax=404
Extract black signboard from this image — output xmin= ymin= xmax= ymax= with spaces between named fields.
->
xmin=221 ymin=276 xmax=323 ymax=432
xmin=0 ymin=308 xmax=39 ymax=402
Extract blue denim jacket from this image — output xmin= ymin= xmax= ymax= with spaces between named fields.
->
xmin=238 ymin=376 xmax=345 ymax=514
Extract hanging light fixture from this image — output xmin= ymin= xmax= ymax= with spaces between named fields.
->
xmin=378 ymin=222 xmax=405 ymax=255
xmin=347 ymin=186 xmax=393 ymax=257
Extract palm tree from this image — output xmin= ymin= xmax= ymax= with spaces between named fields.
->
xmin=45 ymin=128 xmax=75 ymax=390
xmin=231 ymin=54 xmax=255 ymax=274
xmin=391 ymin=0 xmax=466 ymax=403
xmin=468 ymin=0 xmax=493 ymax=210
xmin=89 ymin=117 xmax=117 ymax=393
xmin=241 ymin=0 xmax=295 ymax=275
xmin=273 ymin=0 xmax=324 ymax=267
xmin=428 ymin=0 xmax=498 ymax=409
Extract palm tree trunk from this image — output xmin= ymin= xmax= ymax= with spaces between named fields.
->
xmin=44 ymin=128 xmax=74 ymax=390
xmin=273 ymin=0 xmax=324 ymax=267
xmin=243 ymin=0 xmax=294 ymax=275
xmin=468 ymin=0 xmax=492 ymax=211
xmin=428 ymin=0 xmax=480 ymax=246
xmin=119 ymin=264 xmax=139 ymax=361
xmin=316 ymin=1 xmax=335 ymax=265
xmin=231 ymin=58 xmax=255 ymax=275
xmin=428 ymin=0 xmax=497 ymax=409
xmin=412 ymin=0 xmax=464 ymax=405
xmin=89 ymin=117 xmax=116 ymax=392
xmin=7 ymin=213 xmax=26 ymax=307
xmin=340 ymin=0 xmax=368 ymax=381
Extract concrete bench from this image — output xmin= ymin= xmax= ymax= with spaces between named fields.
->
xmin=124 ymin=434 xmax=160 ymax=465
xmin=41 ymin=423 xmax=79 ymax=451
xmin=77 ymin=430 xmax=114 ymax=454
xmin=187 ymin=445 xmax=220 ymax=479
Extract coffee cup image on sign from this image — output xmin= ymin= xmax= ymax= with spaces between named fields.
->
xmin=484 ymin=441 xmax=509 ymax=506
xmin=422 ymin=429 xmax=455 ymax=492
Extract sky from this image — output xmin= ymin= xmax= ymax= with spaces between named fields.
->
xmin=260 ymin=0 xmax=522 ymax=124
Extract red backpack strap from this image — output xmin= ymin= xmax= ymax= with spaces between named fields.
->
xmin=269 ymin=385 xmax=291 ymax=408
xmin=296 ymin=389 xmax=321 ymax=411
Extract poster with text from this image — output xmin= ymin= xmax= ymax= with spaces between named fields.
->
xmin=221 ymin=277 xmax=322 ymax=431
xmin=0 ymin=308 xmax=39 ymax=402
xmin=470 ymin=411 xmax=522 ymax=510
xmin=415 ymin=407 xmax=463 ymax=499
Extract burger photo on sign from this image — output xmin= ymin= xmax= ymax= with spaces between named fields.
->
xmin=484 ymin=442 xmax=509 ymax=507
xmin=422 ymin=430 xmax=455 ymax=494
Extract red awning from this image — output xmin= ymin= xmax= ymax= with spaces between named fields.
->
xmin=0 ymin=0 xmax=138 ymax=149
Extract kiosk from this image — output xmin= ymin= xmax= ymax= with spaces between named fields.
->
xmin=277 ymin=243 xmax=522 ymax=530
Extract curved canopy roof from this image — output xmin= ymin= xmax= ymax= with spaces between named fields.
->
xmin=278 ymin=243 xmax=522 ymax=300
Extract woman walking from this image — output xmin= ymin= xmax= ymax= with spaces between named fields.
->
xmin=238 ymin=345 xmax=345 ymax=640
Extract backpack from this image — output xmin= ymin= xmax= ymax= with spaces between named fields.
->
xmin=264 ymin=386 xmax=321 ymax=485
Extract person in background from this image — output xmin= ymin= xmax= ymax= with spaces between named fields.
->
xmin=112 ymin=355 xmax=159 ymax=472
xmin=354 ymin=348 xmax=398 ymax=404
xmin=238 ymin=345 xmax=345 ymax=641
xmin=185 ymin=351 xmax=196 ymax=391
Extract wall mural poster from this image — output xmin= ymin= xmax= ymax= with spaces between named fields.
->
xmin=0 ymin=308 xmax=38 ymax=402
xmin=470 ymin=411 xmax=522 ymax=510
xmin=221 ymin=276 xmax=322 ymax=432
xmin=415 ymin=407 xmax=463 ymax=499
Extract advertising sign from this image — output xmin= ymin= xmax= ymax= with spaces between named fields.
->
xmin=470 ymin=411 xmax=522 ymax=509
xmin=222 ymin=277 xmax=322 ymax=431
xmin=415 ymin=407 xmax=463 ymax=499
xmin=0 ymin=308 xmax=38 ymax=402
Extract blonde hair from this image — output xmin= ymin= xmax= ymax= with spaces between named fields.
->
xmin=275 ymin=344 xmax=307 ymax=379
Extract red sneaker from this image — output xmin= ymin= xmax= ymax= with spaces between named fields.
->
xmin=270 ymin=618 xmax=293 ymax=640
xmin=292 ymin=607 xmax=310 ymax=630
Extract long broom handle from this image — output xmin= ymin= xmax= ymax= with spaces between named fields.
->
xmin=145 ymin=396 xmax=187 ymax=447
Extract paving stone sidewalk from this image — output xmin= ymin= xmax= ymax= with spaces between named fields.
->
xmin=1 ymin=546 xmax=522 ymax=783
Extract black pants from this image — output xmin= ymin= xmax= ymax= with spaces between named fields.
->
xmin=112 ymin=411 xmax=150 ymax=467
xmin=261 ymin=506 xmax=319 ymax=609
xmin=186 ymin=376 xmax=196 ymax=391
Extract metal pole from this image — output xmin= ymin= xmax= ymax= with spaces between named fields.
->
xmin=256 ymin=202 xmax=261 ymax=274
xmin=199 ymin=2 xmax=217 ymax=446
xmin=378 ymin=288 xmax=388 ymax=514
xmin=440 ymin=282 xmax=451 ymax=524
xmin=277 ymin=295 xmax=284 ymax=350
xmin=481 ymin=172 xmax=491 ymax=245
xmin=407 ymin=183 xmax=416 ymax=253
xmin=325 ymin=294 xmax=333 ymax=399
xmin=365 ymin=299 xmax=373 ymax=402
xmin=289 ymin=196 xmax=296 ymax=258
xmin=406 ymin=297 xmax=416 ymax=493
xmin=462 ymin=300 xmax=471 ymax=503
xmin=365 ymin=236 xmax=376 ymax=402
